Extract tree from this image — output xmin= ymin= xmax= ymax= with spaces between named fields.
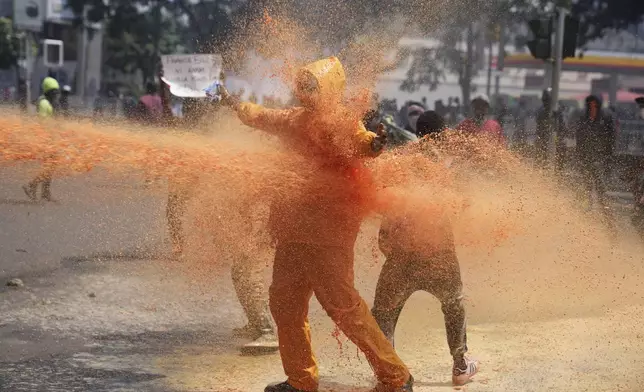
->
xmin=67 ymin=0 xmax=268 ymax=73
xmin=399 ymin=0 xmax=643 ymax=111
xmin=166 ymin=0 xmax=272 ymax=72
xmin=0 ymin=18 xmax=19 ymax=70
xmin=167 ymin=0 xmax=245 ymax=54
xmin=67 ymin=0 xmax=184 ymax=86
xmin=398 ymin=0 xmax=558 ymax=112
xmin=495 ymin=0 xmax=644 ymax=51
xmin=398 ymin=0 xmax=493 ymax=112
xmin=103 ymin=3 xmax=182 ymax=85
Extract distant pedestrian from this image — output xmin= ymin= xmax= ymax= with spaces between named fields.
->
xmin=457 ymin=94 xmax=505 ymax=144
xmin=630 ymin=97 xmax=644 ymax=236
xmin=395 ymin=101 xmax=425 ymax=134
xmin=636 ymin=96 xmax=644 ymax=120
xmin=513 ymin=99 xmax=529 ymax=151
xmin=158 ymin=72 xmax=279 ymax=355
xmin=535 ymin=88 xmax=565 ymax=170
xmin=23 ymin=77 xmax=61 ymax=202
xmin=135 ymin=82 xmax=163 ymax=124
xmin=574 ymin=95 xmax=616 ymax=230
xmin=60 ymin=85 xmax=71 ymax=117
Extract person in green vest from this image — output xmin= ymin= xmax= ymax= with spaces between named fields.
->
xmin=37 ymin=77 xmax=60 ymax=117
xmin=23 ymin=77 xmax=60 ymax=202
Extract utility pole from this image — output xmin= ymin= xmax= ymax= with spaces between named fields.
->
xmin=550 ymin=9 xmax=566 ymax=113
xmin=26 ymin=33 xmax=32 ymax=108
xmin=549 ymin=9 xmax=566 ymax=166
xmin=19 ymin=31 xmax=35 ymax=113
xmin=494 ymin=24 xmax=506 ymax=97
xmin=486 ymin=37 xmax=493 ymax=98
xmin=78 ymin=5 xmax=89 ymax=105
xmin=463 ymin=23 xmax=475 ymax=116
xmin=151 ymin=1 xmax=163 ymax=84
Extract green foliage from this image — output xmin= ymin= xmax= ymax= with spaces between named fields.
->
xmin=103 ymin=3 xmax=182 ymax=84
xmin=65 ymin=0 xmax=644 ymax=102
xmin=67 ymin=0 xmax=187 ymax=84
xmin=0 ymin=18 xmax=19 ymax=70
xmin=166 ymin=0 xmax=238 ymax=54
xmin=66 ymin=0 xmax=266 ymax=79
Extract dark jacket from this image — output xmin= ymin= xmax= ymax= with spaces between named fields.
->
xmin=536 ymin=107 xmax=565 ymax=140
xmin=575 ymin=96 xmax=615 ymax=163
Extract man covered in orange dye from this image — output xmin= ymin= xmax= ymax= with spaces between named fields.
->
xmin=219 ymin=57 xmax=414 ymax=392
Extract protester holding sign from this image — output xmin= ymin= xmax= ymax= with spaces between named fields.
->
xmin=159 ymin=62 xmax=279 ymax=356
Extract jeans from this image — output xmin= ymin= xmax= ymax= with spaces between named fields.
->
xmin=372 ymin=248 xmax=467 ymax=362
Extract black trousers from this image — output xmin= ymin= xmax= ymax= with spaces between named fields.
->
xmin=578 ymin=159 xmax=616 ymax=231
xmin=580 ymin=161 xmax=608 ymax=205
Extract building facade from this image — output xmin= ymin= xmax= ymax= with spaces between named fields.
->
xmin=1 ymin=0 xmax=102 ymax=107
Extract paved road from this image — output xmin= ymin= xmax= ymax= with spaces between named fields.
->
xmin=0 ymin=165 xmax=166 ymax=279
xmin=2 ymin=165 xmax=644 ymax=392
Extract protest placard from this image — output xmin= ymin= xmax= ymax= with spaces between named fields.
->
xmin=161 ymin=54 xmax=223 ymax=98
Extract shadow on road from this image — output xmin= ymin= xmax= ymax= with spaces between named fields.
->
xmin=62 ymin=249 xmax=168 ymax=267
xmin=0 ymin=327 xmax=237 ymax=392
xmin=319 ymin=379 xmax=374 ymax=392
xmin=415 ymin=380 xmax=455 ymax=388
xmin=0 ymin=355 xmax=168 ymax=391
xmin=0 ymin=197 xmax=41 ymax=206
xmin=93 ymin=328 xmax=238 ymax=356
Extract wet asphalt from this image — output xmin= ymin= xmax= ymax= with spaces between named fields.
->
xmin=1 ymin=165 xmax=643 ymax=392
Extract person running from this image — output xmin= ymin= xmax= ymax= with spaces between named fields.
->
xmin=457 ymin=94 xmax=505 ymax=144
xmin=23 ymin=77 xmax=61 ymax=202
xmin=158 ymin=74 xmax=279 ymax=354
xmin=372 ymin=110 xmax=478 ymax=387
xmin=219 ymin=56 xmax=414 ymax=392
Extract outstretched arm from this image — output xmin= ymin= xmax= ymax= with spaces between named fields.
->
xmin=219 ymin=85 xmax=293 ymax=135
xmin=236 ymin=101 xmax=295 ymax=135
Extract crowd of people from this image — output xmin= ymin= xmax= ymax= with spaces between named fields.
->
xmin=379 ymin=90 xmax=644 ymax=236
xmin=18 ymin=56 xmax=644 ymax=392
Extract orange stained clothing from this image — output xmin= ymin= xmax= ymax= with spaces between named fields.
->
xmin=270 ymin=242 xmax=410 ymax=391
xmin=236 ymin=57 xmax=381 ymax=247
xmin=236 ymin=57 xmax=409 ymax=390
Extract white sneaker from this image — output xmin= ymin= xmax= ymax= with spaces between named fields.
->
xmin=452 ymin=357 xmax=478 ymax=386
xmin=240 ymin=331 xmax=279 ymax=355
